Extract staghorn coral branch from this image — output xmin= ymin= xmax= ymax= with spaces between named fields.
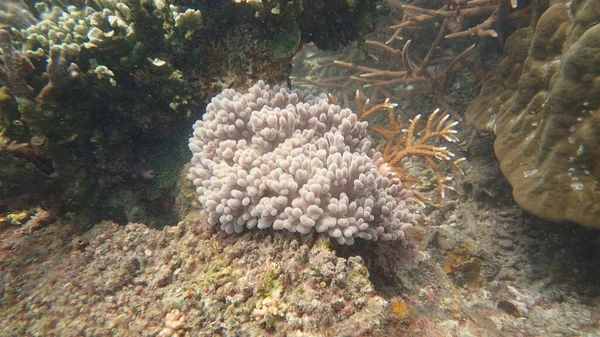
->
xmin=354 ymin=90 xmax=398 ymax=120
xmin=399 ymin=4 xmax=498 ymax=22
xmin=357 ymin=95 xmax=465 ymax=200
xmin=333 ymin=60 xmax=396 ymax=76
xmin=445 ymin=6 xmax=501 ymax=38
xmin=365 ymin=40 xmax=402 ymax=56
xmin=293 ymin=0 xmax=497 ymax=122
xmin=417 ymin=19 xmax=448 ymax=76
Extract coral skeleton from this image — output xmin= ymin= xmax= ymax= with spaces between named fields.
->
xmin=188 ymin=81 xmax=419 ymax=245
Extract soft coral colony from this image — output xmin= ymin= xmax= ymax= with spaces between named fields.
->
xmin=188 ymin=80 xmax=463 ymax=245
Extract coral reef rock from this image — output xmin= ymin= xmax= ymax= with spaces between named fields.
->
xmin=0 ymin=214 xmax=390 ymax=336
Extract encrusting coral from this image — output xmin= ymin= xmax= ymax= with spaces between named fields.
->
xmin=188 ymin=81 xmax=420 ymax=245
xmin=465 ymin=0 xmax=600 ymax=227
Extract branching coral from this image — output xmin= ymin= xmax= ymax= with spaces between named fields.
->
xmin=355 ymin=92 xmax=464 ymax=202
xmin=388 ymin=0 xmax=513 ymax=41
xmin=292 ymin=0 xmax=531 ymax=124
xmin=36 ymin=46 xmax=80 ymax=105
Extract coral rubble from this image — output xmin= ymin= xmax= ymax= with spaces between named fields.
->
xmin=0 ymin=213 xmax=392 ymax=336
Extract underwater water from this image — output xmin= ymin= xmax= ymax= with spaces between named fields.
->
xmin=1 ymin=0 xmax=599 ymax=336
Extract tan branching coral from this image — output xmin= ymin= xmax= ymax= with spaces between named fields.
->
xmin=356 ymin=92 xmax=464 ymax=202
xmin=291 ymin=0 xmax=520 ymax=122
xmin=390 ymin=0 xmax=512 ymax=41
xmin=465 ymin=0 xmax=600 ymax=227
